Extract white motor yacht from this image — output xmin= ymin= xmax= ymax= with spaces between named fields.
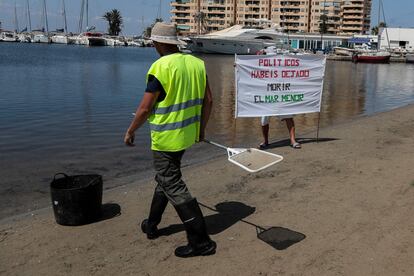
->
xmin=405 ymin=53 xmax=414 ymax=63
xmin=33 ymin=33 xmax=50 ymax=43
xmin=18 ymin=33 xmax=32 ymax=43
xmin=51 ymin=34 xmax=69 ymax=44
xmin=188 ymin=25 xmax=287 ymax=55
xmin=0 ymin=32 xmax=18 ymax=42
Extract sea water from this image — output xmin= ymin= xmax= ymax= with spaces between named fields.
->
xmin=1 ymin=43 xmax=414 ymax=219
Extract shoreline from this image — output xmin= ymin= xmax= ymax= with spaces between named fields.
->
xmin=1 ymin=102 xmax=411 ymax=223
xmin=1 ymin=103 xmax=414 ymax=275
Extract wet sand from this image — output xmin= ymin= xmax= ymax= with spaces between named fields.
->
xmin=1 ymin=104 xmax=414 ymax=275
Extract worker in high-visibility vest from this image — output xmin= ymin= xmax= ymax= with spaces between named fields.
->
xmin=124 ymin=22 xmax=215 ymax=258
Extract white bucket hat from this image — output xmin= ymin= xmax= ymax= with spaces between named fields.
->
xmin=150 ymin=22 xmax=186 ymax=45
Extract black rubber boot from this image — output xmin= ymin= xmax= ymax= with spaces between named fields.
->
xmin=141 ymin=190 xmax=168 ymax=239
xmin=173 ymin=198 xmax=216 ymax=258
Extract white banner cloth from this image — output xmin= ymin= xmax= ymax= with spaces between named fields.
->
xmin=235 ymin=54 xmax=326 ymax=117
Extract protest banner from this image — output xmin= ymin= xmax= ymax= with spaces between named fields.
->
xmin=235 ymin=54 xmax=326 ymax=118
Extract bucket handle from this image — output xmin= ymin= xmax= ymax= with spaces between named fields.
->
xmin=53 ymin=173 xmax=69 ymax=181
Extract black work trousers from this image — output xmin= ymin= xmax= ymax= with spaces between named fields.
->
xmin=152 ymin=150 xmax=193 ymax=206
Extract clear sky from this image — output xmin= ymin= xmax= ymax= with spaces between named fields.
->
xmin=0 ymin=0 xmax=413 ymax=35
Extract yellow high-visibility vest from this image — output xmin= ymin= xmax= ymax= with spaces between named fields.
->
xmin=147 ymin=53 xmax=206 ymax=151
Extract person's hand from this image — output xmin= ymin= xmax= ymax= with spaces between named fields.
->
xmin=124 ymin=131 xmax=135 ymax=146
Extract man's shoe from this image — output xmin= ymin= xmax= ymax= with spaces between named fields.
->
xmin=173 ymin=198 xmax=216 ymax=258
xmin=141 ymin=190 xmax=169 ymax=239
xmin=175 ymin=240 xmax=216 ymax=258
xmin=141 ymin=219 xmax=159 ymax=240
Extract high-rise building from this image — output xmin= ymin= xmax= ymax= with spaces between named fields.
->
xmin=170 ymin=0 xmax=372 ymax=35
xmin=339 ymin=0 xmax=372 ymax=35
xmin=235 ymin=0 xmax=271 ymax=27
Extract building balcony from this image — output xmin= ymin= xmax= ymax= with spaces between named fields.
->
xmin=171 ymin=15 xmax=192 ymax=20
xmin=171 ymin=9 xmax=189 ymax=14
xmin=171 ymin=0 xmax=191 ymax=4
xmin=342 ymin=9 xmax=364 ymax=14
xmin=171 ymin=2 xmax=191 ymax=7
xmin=341 ymin=26 xmax=363 ymax=31
xmin=281 ymin=0 xmax=301 ymax=4
xmin=343 ymin=3 xmax=364 ymax=9
xmin=246 ymin=0 xmax=260 ymax=5
xmin=206 ymin=7 xmax=226 ymax=12
xmin=283 ymin=11 xmax=301 ymax=15
xmin=244 ymin=15 xmax=260 ymax=19
xmin=208 ymin=15 xmax=226 ymax=20
xmin=342 ymin=20 xmax=363 ymax=25
xmin=342 ymin=14 xmax=363 ymax=19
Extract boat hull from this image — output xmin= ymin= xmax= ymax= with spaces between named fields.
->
xmin=33 ymin=34 xmax=50 ymax=43
xmin=51 ymin=35 xmax=69 ymax=44
xmin=88 ymin=37 xmax=106 ymax=46
xmin=352 ymin=54 xmax=391 ymax=64
xmin=406 ymin=54 xmax=414 ymax=63
xmin=188 ymin=37 xmax=278 ymax=55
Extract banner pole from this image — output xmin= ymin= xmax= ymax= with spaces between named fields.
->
xmin=316 ymin=112 xmax=321 ymax=143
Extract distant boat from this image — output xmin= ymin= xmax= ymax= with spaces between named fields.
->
xmin=352 ymin=51 xmax=391 ymax=63
xmin=51 ymin=34 xmax=69 ymax=44
xmin=188 ymin=25 xmax=286 ymax=55
xmin=105 ymin=36 xmax=127 ymax=47
xmin=406 ymin=53 xmax=414 ymax=63
xmin=0 ymin=31 xmax=18 ymax=42
xmin=85 ymin=32 xmax=105 ymax=46
xmin=51 ymin=0 xmax=69 ymax=44
xmin=18 ymin=33 xmax=32 ymax=43
xmin=75 ymin=32 xmax=105 ymax=46
xmin=33 ymin=32 xmax=50 ymax=43
xmin=333 ymin=46 xmax=354 ymax=56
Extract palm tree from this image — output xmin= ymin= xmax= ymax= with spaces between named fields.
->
xmin=103 ymin=9 xmax=123 ymax=36
xmin=319 ymin=14 xmax=328 ymax=34
xmin=371 ymin=22 xmax=387 ymax=35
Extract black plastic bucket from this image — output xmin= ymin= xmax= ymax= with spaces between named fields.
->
xmin=50 ymin=173 xmax=103 ymax=226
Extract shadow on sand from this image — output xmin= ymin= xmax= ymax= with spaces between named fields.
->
xmin=99 ymin=203 xmax=122 ymax=222
xmin=263 ymin=137 xmax=339 ymax=150
xmin=158 ymin=201 xmax=306 ymax=250
xmin=157 ymin=201 xmax=255 ymax=236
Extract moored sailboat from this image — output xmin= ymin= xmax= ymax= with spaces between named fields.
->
xmin=352 ymin=50 xmax=391 ymax=63
xmin=51 ymin=0 xmax=70 ymax=44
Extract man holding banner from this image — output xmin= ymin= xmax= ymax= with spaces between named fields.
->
xmin=256 ymin=47 xmax=302 ymax=149
xmin=235 ymin=52 xmax=326 ymax=147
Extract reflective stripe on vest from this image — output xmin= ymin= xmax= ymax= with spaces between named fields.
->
xmin=149 ymin=115 xmax=201 ymax=132
xmin=153 ymin=98 xmax=204 ymax=115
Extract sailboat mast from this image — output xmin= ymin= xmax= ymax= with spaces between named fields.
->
xmin=62 ymin=0 xmax=68 ymax=33
xmin=86 ymin=0 xmax=89 ymax=29
xmin=78 ymin=0 xmax=84 ymax=33
xmin=26 ymin=0 xmax=32 ymax=32
xmin=380 ymin=0 xmax=390 ymax=50
xmin=14 ymin=1 xmax=19 ymax=33
xmin=43 ymin=0 xmax=49 ymax=32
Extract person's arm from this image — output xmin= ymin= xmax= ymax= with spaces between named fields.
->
xmin=199 ymin=78 xmax=213 ymax=141
xmin=124 ymin=91 xmax=159 ymax=146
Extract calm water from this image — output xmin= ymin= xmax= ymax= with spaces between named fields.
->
xmin=1 ymin=43 xmax=414 ymax=219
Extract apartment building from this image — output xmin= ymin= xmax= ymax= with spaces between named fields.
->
xmin=308 ymin=1 xmax=342 ymax=34
xmin=236 ymin=0 xmax=271 ymax=27
xmin=170 ymin=0 xmax=371 ymax=35
xmin=340 ymin=0 xmax=372 ymax=35
xmin=170 ymin=0 xmax=234 ymax=34
xmin=270 ymin=1 xmax=310 ymax=33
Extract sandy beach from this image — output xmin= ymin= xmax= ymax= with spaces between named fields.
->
xmin=1 ymin=104 xmax=414 ymax=275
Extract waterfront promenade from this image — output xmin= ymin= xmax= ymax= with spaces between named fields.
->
xmin=1 ymin=104 xmax=413 ymax=275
